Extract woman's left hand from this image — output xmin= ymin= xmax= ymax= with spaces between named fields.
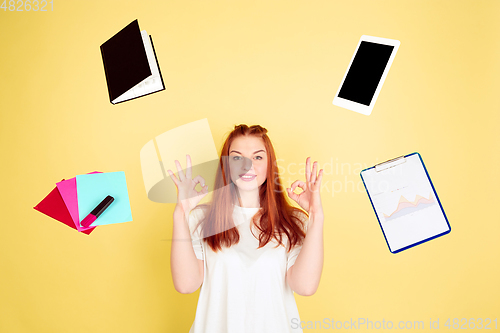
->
xmin=287 ymin=157 xmax=324 ymax=217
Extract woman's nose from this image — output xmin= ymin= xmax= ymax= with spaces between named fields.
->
xmin=242 ymin=157 xmax=253 ymax=171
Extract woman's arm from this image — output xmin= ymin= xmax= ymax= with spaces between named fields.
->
xmin=167 ymin=155 xmax=208 ymax=294
xmin=286 ymin=211 xmax=324 ymax=296
xmin=170 ymin=205 xmax=204 ymax=294
xmin=286 ymin=157 xmax=325 ymax=296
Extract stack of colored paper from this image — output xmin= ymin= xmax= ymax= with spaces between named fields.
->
xmin=34 ymin=171 xmax=133 ymax=235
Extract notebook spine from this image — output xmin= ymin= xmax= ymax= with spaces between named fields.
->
xmin=100 ymin=45 xmax=115 ymax=104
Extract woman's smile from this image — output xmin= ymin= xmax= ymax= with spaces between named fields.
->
xmin=239 ymin=173 xmax=257 ymax=181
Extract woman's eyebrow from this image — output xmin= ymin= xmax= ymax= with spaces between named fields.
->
xmin=229 ymin=149 xmax=266 ymax=154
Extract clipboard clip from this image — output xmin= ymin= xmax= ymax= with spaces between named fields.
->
xmin=375 ymin=155 xmax=406 ymax=172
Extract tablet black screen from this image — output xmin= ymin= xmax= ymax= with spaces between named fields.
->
xmin=338 ymin=41 xmax=394 ymax=106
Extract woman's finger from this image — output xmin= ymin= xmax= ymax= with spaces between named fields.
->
xmin=192 ymin=175 xmax=207 ymax=190
xmin=290 ymin=180 xmax=306 ymax=193
xmin=174 ymin=160 xmax=186 ymax=181
xmin=167 ymin=169 xmax=179 ymax=186
xmin=287 ymin=188 xmax=299 ymax=202
xmin=310 ymin=161 xmax=318 ymax=184
xmin=197 ymin=181 xmax=209 ymax=198
xmin=305 ymin=157 xmax=311 ymax=183
xmin=317 ymin=169 xmax=324 ymax=186
xmin=185 ymin=154 xmax=192 ymax=180
xmin=201 ymin=183 xmax=209 ymax=195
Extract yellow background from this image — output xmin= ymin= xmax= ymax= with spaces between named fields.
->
xmin=1 ymin=0 xmax=499 ymax=332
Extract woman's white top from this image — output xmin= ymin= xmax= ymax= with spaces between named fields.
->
xmin=187 ymin=204 xmax=308 ymax=333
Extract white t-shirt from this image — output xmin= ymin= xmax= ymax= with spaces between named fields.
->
xmin=187 ymin=204 xmax=308 ymax=333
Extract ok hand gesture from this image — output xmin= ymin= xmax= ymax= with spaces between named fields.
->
xmin=286 ymin=157 xmax=324 ymax=218
xmin=167 ymin=154 xmax=209 ymax=215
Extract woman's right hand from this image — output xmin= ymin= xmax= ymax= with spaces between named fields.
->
xmin=167 ymin=154 xmax=209 ymax=215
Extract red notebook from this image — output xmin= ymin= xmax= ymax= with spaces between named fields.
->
xmin=34 ymin=181 xmax=96 ymax=235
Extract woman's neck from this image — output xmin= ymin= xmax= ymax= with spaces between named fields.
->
xmin=236 ymin=190 xmax=260 ymax=208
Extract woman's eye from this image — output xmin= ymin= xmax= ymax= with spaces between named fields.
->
xmin=255 ymin=156 xmax=263 ymax=160
xmin=232 ymin=156 xmax=241 ymax=160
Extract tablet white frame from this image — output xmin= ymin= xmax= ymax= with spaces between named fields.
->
xmin=332 ymin=35 xmax=400 ymax=116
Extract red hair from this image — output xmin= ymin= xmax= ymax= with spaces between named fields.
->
xmin=195 ymin=124 xmax=307 ymax=253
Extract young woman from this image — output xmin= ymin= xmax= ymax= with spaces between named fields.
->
xmin=168 ymin=124 xmax=324 ymax=333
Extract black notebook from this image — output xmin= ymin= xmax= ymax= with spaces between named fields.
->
xmin=100 ymin=19 xmax=165 ymax=104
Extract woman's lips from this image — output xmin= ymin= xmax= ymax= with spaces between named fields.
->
xmin=239 ymin=174 xmax=257 ymax=181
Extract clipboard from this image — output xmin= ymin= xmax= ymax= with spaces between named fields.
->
xmin=360 ymin=152 xmax=451 ymax=253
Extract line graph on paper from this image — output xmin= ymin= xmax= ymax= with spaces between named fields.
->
xmin=382 ymin=192 xmax=436 ymax=222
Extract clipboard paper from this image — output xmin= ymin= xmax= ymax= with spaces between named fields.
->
xmin=360 ymin=153 xmax=450 ymax=253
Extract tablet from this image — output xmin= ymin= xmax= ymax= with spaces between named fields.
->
xmin=332 ymin=35 xmax=400 ymax=115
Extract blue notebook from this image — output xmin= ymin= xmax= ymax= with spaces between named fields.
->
xmin=360 ymin=153 xmax=451 ymax=253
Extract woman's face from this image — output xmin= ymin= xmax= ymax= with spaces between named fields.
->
xmin=228 ymin=135 xmax=268 ymax=192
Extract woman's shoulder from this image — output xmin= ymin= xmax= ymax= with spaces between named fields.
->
xmin=188 ymin=205 xmax=209 ymax=235
xmin=191 ymin=204 xmax=210 ymax=216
